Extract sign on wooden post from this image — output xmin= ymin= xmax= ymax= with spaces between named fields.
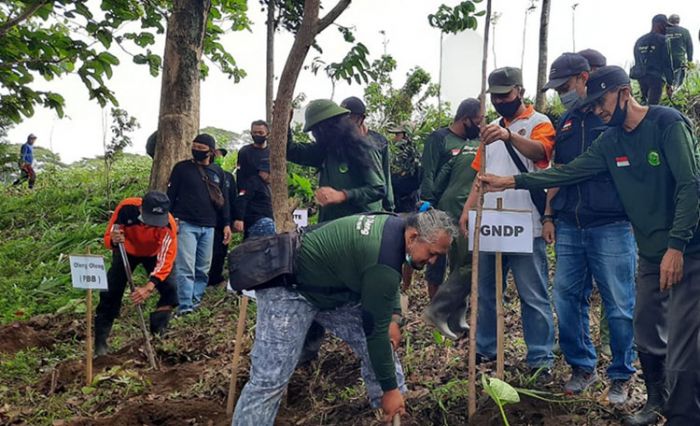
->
xmin=292 ymin=209 xmax=308 ymax=228
xmin=467 ymin=209 xmax=534 ymax=254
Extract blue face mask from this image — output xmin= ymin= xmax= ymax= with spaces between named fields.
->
xmin=559 ymin=89 xmax=581 ymax=111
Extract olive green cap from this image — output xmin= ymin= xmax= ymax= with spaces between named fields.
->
xmin=487 ymin=67 xmax=523 ymax=94
xmin=303 ymin=99 xmax=350 ymax=132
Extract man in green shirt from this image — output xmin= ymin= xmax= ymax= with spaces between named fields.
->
xmin=420 ymin=99 xmax=475 ymax=298
xmin=480 ymin=66 xmax=700 ymax=426
xmin=232 ymin=210 xmax=456 ymax=425
xmin=424 ymin=98 xmax=482 ymax=340
xmin=667 ymin=14 xmax=694 ymax=87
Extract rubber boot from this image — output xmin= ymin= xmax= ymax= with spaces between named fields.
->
xmin=424 ymin=266 xmax=470 ymax=340
xmin=94 ymin=319 xmax=113 ymax=357
xmin=149 ymin=310 xmax=171 ymax=336
xmin=624 ymin=352 xmax=667 ymax=426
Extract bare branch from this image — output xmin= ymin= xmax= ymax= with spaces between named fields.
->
xmin=317 ymin=0 xmax=351 ymax=34
xmin=0 ymin=0 xmax=49 ymax=38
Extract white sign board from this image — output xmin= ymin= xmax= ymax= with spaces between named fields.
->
xmin=70 ymin=255 xmax=109 ymax=290
xmin=293 ymin=209 xmax=308 ymax=228
xmin=468 ymin=210 xmax=534 ymax=253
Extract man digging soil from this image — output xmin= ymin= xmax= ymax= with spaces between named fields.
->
xmin=95 ymin=191 xmax=178 ymax=356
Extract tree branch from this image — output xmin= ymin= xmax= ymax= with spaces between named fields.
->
xmin=317 ymin=0 xmax=351 ymax=33
xmin=0 ymin=0 xmax=49 ymax=38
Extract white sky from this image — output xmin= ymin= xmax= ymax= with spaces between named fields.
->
xmin=6 ymin=0 xmax=700 ymax=163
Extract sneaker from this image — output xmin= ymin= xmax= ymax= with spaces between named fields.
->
xmin=529 ymin=367 xmax=554 ymax=387
xmin=607 ymin=379 xmax=630 ymax=405
xmin=564 ymin=368 xmax=598 ymax=394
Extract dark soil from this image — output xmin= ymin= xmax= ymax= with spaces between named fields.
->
xmin=0 ymin=314 xmax=82 ymax=355
xmin=68 ymin=399 xmax=228 ymax=426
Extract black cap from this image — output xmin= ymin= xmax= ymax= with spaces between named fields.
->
xmin=652 ymin=14 xmax=669 ymax=27
xmin=542 ymin=53 xmax=590 ymax=91
xmin=577 ymin=49 xmax=607 ymax=69
xmin=141 ymin=191 xmax=170 ymax=227
xmin=257 ymin=158 xmax=270 ymax=173
xmin=340 ymin=96 xmax=366 ymax=115
xmin=583 ymin=66 xmax=631 ymax=106
xmin=487 ymin=67 xmax=523 ymax=94
xmin=193 ymin=133 xmax=216 ymax=149
xmin=216 ymin=148 xmax=228 ymax=157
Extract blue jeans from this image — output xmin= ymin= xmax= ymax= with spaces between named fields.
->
xmin=233 ymin=286 xmax=407 ymax=425
xmin=245 ymin=217 xmax=276 ymax=239
xmin=477 ymin=237 xmax=554 ymax=368
xmin=175 ymin=220 xmax=214 ymax=312
xmin=554 ymin=220 xmax=637 ymax=380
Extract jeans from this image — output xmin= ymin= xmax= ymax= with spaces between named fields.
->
xmin=553 ymin=220 xmax=637 ymax=380
xmin=476 ymin=237 xmax=554 ymax=368
xmin=233 ymin=286 xmax=407 ymax=425
xmin=245 ymin=217 xmax=276 ymax=239
xmin=175 ymin=220 xmax=214 ymax=312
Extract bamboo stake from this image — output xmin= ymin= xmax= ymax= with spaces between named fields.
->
xmin=468 ymin=0 xmax=492 ymax=418
xmin=392 ymin=413 xmax=401 ymax=425
xmin=227 ymin=295 xmax=250 ymax=417
xmin=495 ymin=197 xmax=505 ymax=379
xmin=86 ymin=248 xmax=93 ymax=385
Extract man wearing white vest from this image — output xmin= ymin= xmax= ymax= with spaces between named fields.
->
xmin=459 ymin=67 xmax=556 ymax=384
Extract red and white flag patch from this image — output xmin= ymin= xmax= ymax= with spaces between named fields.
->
xmin=561 ymin=119 xmax=573 ymax=132
xmin=615 ymin=156 xmax=630 ymax=167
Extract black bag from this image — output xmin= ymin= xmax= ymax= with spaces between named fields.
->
xmin=629 ymin=63 xmax=645 ymax=80
xmin=195 ymin=163 xmax=225 ymax=210
xmin=227 ymin=232 xmax=300 ymax=291
xmin=502 ymin=138 xmax=547 ymax=216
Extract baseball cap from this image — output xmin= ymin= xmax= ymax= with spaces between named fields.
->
xmin=577 ymin=49 xmax=607 ymax=69
xmin=487 ymin=67 xmax=523 ymax=94
xmin=340 ymin=96 xmax=366 ymax=115
xmin=543 ymin=53 xmax=590 ymax=91
xmin=652 ymin=14 xmax=669 ymax=27
xmin=193 ymin=133 xmax=216 ymax=149
xmin=141 ymin=191 xmax=170 ymax=227
xmin=216 ymin=148 xmax=228 ymax=157
xmin=582 ymin=66 xmax=631 ymax=106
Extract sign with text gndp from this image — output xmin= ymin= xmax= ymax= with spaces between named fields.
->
xmin=468 ymin=210 xmax=534 ymax=254
xmin=69 ymin=255 xmax=108 ymax=290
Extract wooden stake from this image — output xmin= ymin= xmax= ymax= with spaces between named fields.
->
xmin=468 ymin=0 xmax=492 ymax=419
xmin=495 ymin=197 xmax=505 ymax=379
xmin=227 ymin=295 xmax=249 ymax=417
xmin=86 ymin=287 xmax=93 ymax=385
xmin=392 ymin=413 xmax=401 ymax=426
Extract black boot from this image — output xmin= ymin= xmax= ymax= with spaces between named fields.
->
xmin=624 ymin=352 xmax=667 ymax=426
xmin=94 ymin=319 xmax=113 ymax=357
xmin=149 ymin=311 xmax=171 ymax=336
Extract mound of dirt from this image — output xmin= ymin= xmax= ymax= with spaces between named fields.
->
xmin=0 ymin=314 xmax=82 ymax=355
xmin=68 ymin=399 xmax=228 ymax=426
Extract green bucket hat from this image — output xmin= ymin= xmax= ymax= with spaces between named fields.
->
xmin=303 ymin=99 xmax=350 ymax=132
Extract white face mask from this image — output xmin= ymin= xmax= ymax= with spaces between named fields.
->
xmin=559 ymin=88 xmax=582 ymax=111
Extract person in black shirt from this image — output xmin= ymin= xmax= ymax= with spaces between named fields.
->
xmin=632 ymin=14 xmax=675 ymax=105
xmin=167 ymin=134 xmax=231 ymax=314
xmin=208 ymin=148 xmax=237 ymax=287
xmin=237 ymin=120 xmax=270 ymax=186
xmin=233 ymin=158 xmax=275 ymax=238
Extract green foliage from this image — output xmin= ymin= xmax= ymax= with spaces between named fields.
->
xmin=0 ymin=155 xmax=151 ymax=323
xmin=482 ymin=375 xmax=520 ymax=426
xmin=0 ymin=0 xmax=250 ymax=122
xmin=428 ymin=0 xmax=485 ymax=34
xmin=105 ymin=108 xmax=139 ymax=164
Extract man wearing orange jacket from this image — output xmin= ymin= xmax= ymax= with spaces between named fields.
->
xmin=95 ymin=191 xmax=178 ymax=356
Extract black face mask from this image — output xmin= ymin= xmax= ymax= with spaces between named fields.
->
xmin=252 ymin=135 xmax=267 ymax=145
xmin=192 ymin=149 xmax=210 ymax=162
xmin=607 ymin=91 xmax=628 ymax=127
xmin=494 ymin=97 xmax=522 ymax=119
xmin=464 ymin=119 xmax=480 ymax=140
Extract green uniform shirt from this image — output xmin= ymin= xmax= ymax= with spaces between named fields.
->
xmin=515 ymin=106 xmax=700 ymax=262
xmin=420 ymin=128 xmax=467 ymax=204
xmin=287 ymin=137 xmax=387 ymax=222
xmin=295 ymin=214 xmax=404 ymax=391
xmin=667 ymin=25 xmax=694 ymax=68
xmin=435 ymin=141 xmax=480 ymax=220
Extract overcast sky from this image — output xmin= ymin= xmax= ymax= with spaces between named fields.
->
xmin=6 ymin=0 xmax=700 ymax=163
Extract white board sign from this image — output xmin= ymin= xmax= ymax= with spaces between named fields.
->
xmin=468 ymin=210 xmax=534 ymax=253
xmin=293 ymin=209 xmax=308 ymax=228
xmin=70 ymin=255 xmax=109 ymax=290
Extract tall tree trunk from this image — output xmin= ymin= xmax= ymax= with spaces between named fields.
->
xmin=265 ymin=1 xmax=275 ymax=123
xmin=149 ymin=0 xmax=210 ymax=191
xmin=535 ymin=0 xmax=550 ymax=111
xmin=269 ymin=0 xmax=351 ymax=232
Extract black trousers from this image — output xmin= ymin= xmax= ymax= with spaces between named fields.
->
xmin=638 ymin=75 xmax=664 ymax=105
xmin=95 ymin=249 xmax=178 ymax=329
xmin=636 ymin=255 xmax=700 ymax=425
xmin=208 ymin=225 xmax=228 ymax=286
